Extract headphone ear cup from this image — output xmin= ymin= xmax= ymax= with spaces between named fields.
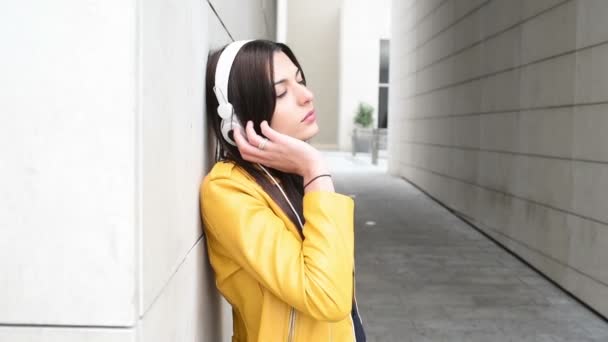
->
xmin=220 ymin=117 xmax=244 ymax=146
xmin=217 ymin=102 xmax=233 ymax=120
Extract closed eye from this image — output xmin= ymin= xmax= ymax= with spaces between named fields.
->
xmin=276 ymin=79 xmax=306 ymax=99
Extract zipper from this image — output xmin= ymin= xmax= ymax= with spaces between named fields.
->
xmin=287 ymin=307 xmax=296 ymax=342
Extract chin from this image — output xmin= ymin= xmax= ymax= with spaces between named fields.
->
xmin=299 ymin=123 xmax=319 ymax=141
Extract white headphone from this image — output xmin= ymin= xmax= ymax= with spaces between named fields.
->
xmin=212 ymin=40 xmax=304 ymax=229
xmin=212 ymin=39 xmax=251 ymax=146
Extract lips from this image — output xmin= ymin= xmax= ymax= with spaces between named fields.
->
xmin=301 ymin=109 xmax=315 ymax=122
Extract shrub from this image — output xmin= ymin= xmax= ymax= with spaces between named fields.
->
xmin=354 ymin=102 xmax=374 ymax=128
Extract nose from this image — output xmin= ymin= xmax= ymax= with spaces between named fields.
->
xmin=296 ymin=82 xmax=314 ymax=105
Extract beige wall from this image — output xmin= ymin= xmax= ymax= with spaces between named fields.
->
xmin=390 ymin=0 xmax=608 ymax=317
xmin=287 ymin=0 xmax=341 ymax=149
xmin=338 ymin=0 xmax=391 ymax=151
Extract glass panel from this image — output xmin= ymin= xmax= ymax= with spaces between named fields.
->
xmin=378 ymin=86 xmax=388 ymax=129
xmin=379 ymin=39 xmax=390 ymax=83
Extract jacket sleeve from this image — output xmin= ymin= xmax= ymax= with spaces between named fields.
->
xmin=201 ymin=175 xmax=355 ymax=321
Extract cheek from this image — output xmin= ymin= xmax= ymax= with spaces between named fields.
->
xmin=269 ymin=110 xmax=285 ymax=133
xmin=270 ymin=106 xmax=297 ymax=134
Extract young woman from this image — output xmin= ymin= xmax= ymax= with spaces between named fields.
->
xmin=200 ymin=39 xmax=365 ymax=342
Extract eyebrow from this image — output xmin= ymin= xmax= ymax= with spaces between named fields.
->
xmin=273 ymin=69 xmax=302 ymax=85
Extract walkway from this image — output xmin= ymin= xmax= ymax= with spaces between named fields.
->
xmin=324 ymin=151 xmax=608 ymax=342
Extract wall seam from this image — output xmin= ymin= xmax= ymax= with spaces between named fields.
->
xmin=139 ymin=235 xmax=205 ymax=319
xmin=398 ymin=162 xmax=608 ymax=227
xmin=404 ymin=100 xmax=608 ymax=120
xmin=401 ymin=140 xmax=608 ymax=165
xmin=406 ymin=0 xmax=492 ymax=55
xmin=0 ymin=323 xmax=133 ymax=329
xmin=404 ymin=39 xmax=608 ymax=98
xmin=476 ymin=224 xmax=608 ymax=289
xmin=207 ymin=0 xmax=234 ymax=42
xmin=406 ymin=0 xmax=572 ymax=73
xmin=403 ymin=0 xmax=451 ymax=35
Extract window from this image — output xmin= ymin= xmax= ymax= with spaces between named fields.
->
xmin=378 ymin=39 xmax=389 ymax=129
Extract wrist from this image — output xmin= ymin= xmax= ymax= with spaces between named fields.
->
xmin=302 ymin=163 xmax=329 ymax=184
xmin=304 ymin=174 xmax=332 ymax=189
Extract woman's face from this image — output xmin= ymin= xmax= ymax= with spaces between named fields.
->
xmin=270 ymin=51 xmax=318 ymax=141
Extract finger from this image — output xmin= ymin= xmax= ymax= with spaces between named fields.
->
xmin=234 ymin=126 xmax=263 ymax=156
xmin=245 ymin=121 xmax=273 ymax=150
xmin=260 ymin=121 xmax=285 ymax=144
xmin=233 ymin=126 xmax=249 ymax=148
xmin=245 ymin=121 xmax=260 ymax=141
xmin=234 ymin=126 xmax=269 ymax=160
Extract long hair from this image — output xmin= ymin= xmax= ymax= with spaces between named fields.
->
xmin=205 ymin=40 xmax=306 ymax=234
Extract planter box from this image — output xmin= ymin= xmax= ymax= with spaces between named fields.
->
xmin=352 ymin=128 xmax=373 ymax=153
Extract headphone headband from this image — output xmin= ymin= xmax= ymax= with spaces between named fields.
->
xmin=212 ymin=40 xmax=253 ymax=145
xmin=213 ymin=40 xmax=252 ymax=113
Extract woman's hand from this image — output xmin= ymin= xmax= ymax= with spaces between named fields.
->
xmin=233 ymin=120 xmax=329 ymax=182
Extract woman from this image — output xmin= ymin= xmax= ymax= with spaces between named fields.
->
xmin=200 ymin=39 xmax=365 ymax=342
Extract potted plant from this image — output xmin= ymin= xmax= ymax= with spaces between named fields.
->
xmin=352 ymin=102 xmax=375 ymax=153
xmin=354 ymin=102 xmax=374 ymax=128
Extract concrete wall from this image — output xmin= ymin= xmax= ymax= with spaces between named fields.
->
xmin=0 ymin=0 xmax=275 ymax=340
xmin=286 ymin=0 xmax=341 ymax=149
xmin=337 ymin=0 xmax=391 ymax=151
xmin=389 ymin=0 xmax=608 ymax=317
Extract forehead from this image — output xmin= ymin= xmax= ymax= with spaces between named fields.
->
xmin=273 ymin=51 xmax=299 ymax=77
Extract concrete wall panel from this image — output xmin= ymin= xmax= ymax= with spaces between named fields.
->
xmin=390 ymin=0 xmax=608 ymax=317
xmin=0 ymin=0 xmax=137 ymax=326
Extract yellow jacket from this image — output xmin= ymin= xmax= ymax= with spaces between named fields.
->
xmin=200 ymin=161 xmax=357 ymax=341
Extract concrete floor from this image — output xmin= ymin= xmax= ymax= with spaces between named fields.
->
xmin=326 ymin=153 xmax=608 ymax=342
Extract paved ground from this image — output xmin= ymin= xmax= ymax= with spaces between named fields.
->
xmin=324 ymin=151 xmax=608 ymax=342
xmin=322 ymin=150 xmax=388 ymax=173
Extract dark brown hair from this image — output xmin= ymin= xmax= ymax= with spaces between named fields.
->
xmin=205 ymin=40 xmax=307 ymax=233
